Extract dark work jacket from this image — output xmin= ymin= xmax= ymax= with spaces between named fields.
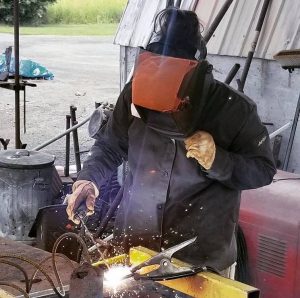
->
xmin=78 ymin=72 xmax=276 ymax=271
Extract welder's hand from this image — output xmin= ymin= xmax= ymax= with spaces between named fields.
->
xmin=184 ymin=130 xmax=216 ymax=170
xmin=66 ymin=180 xmax=99 ymax=224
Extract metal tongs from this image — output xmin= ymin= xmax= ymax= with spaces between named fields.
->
xmin=123 ymin=237 xmax=207 ymax=281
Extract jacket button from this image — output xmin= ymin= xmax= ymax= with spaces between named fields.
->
xmin=162 ymin=170 xmax=168 ymax=177
xmin=157 ymin=204 xmax=163 ymax=210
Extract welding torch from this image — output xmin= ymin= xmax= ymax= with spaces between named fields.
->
xmin=73 ymin=204 xmax=111 ymax=268
xmin=74 ymin=205 xmax=99 ymax=249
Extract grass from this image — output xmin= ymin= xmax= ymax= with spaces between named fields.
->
xmin=0 ymin=23 xmax=118 ymax=36
xmin=47 ymin=0 xmax=127 ymax=24
xmin=0 ymin=0 xmax=126 ymax=35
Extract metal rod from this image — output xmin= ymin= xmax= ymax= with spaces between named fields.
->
xmin=64 ymin=115 xmax=71 ymax=177
xmin=203 ymin=0 xmax=234 ymax=43
xmin=192 ymin=0 xmax=199 ymax=11
xmin=224 ymin=63 xmax=240 ymax=85
xmin=269 ymin=121 xmax=292 ymax=139
xmin=32 ymin=115 xmax=91 ymax=151
xmin=238 ymin=0 xmax=272 ymax=92
xmin=272 ymin=135 xmax=282 ymax=168
xmin=88 ymin=234 xmax=113 ymax=253
xmin=175 ymin=0 xmax=182 ymax=8
xmin=70 ymin=105 xmax=81 ymax=172
xmin=283 ymin=93 xmax=300 ymax=171
xmin=166 ymin=0 xmax=175 ymax=8
xmin=23 ymin=87 xmax=26 ymax=133
xmin=14 ymin=0 xmax=21 ymax=149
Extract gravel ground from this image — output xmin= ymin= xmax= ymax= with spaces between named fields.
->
xmin=0 ymin=34 xmax=120 ymax=165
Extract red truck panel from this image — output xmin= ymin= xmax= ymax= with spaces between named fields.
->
xmin=240 ymin=170 xmax=300 ymax=298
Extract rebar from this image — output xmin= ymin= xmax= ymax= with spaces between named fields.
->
xmin=203 ymin=0 xmax=235 ymax=43
xmin=70 ymin=106 xmax=81 ymax=172
xmin=13 ymin=0 xmax=21 ymax=148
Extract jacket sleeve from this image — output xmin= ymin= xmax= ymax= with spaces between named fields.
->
xmin=206 ymin=105 xmax=276 ymax=190
xmin=77 ymin=84 xmax=133 ymax=190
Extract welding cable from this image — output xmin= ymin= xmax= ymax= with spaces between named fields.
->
xmin=52 ymin=233 xmax=91 ymax=294
xmin=0 ymin=282 xmax=29 ymax=298
xmin=29 ymin=253 xmax=75 ymax=293
xmin=0 ymin=254 xmax=64 ymax=297
xmin=51 ymin=232 xmax=92 ymax=296
xmin=95 ymin=185 xmax=124 ymax=238
xmin=52 ymin=232 xmax=91 ymax=264
xmin=0 ymin=260 xmax=30 ymax=293
xmin=236 ymin=225 xmax=250 ymax=283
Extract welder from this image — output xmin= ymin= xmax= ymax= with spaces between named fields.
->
xmin=66 ymin=7 xmax=276 ymax=277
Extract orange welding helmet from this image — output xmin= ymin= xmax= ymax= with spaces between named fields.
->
xmin=132 ymin=50 xmax=198 ymax=113
xmin=131 ymin=49 xmax=209 ymax=139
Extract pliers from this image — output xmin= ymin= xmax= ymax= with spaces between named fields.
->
xmin=123 ymin=236 xmax=211 ymax=281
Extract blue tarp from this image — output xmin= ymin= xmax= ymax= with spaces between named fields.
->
xmin=0 ymin=54 xmax=54 ymax=80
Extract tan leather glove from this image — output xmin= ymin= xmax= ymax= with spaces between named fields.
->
xmin=184 ymin=130 xmax=216 ymax=170
xmin=66 ymin=180 xmax=99 ymax=224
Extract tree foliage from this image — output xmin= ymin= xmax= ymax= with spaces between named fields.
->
xmin=0 ymin=0 xmax=57 ymax=25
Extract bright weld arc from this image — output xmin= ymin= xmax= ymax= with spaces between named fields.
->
xmin=104 ymin=265 xmax=133 ymax=289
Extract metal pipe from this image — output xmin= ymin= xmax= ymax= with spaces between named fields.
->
xmin=88 ymin=234 xmax=113 ymax=253
xmin=14 ymin=0 xmax=21 ymax=149
xmin=32 ymin=115 xmax=91 ymax=151
xmin=272 ymin=135 xmax=282 ymax=168
xmin=192 ymin=0 xmax=199 ymax=12
xmin=175 ymin=0 xmax=182 ymax=8
xmin=70 ymin=106 xmax=81 ymax=172
xmin=203 ymin=0 xmax=234 ymax=43
xmin=224 ymin=63 xmax=240 ymax=85
xmin=166 ymin=0 xmax=175 ymax=8
xmin=23 ymin=86 xmax=26 ymax=133
xmin=238 ymin=0 xmax=272 ymax=92
xmin=269 ymin=121 xmax=292 ymax=139
xmin=64 ymin=115 xmax=71 ymax=177
xmin=283 ymin=93 xmax=300 ymax=171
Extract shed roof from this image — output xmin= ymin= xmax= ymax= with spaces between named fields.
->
xmin=114 ymin=0 xmax=300 ymax=60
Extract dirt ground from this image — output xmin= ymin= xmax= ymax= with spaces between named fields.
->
xmin=0 ymin=34 xmax=120 ymax=165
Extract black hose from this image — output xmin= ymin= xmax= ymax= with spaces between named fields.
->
xmin=0 ymin=260 xmax=30 ymax=293
xmin=235 ymin=225 xmax=251 ymax=283
xmin=0 ymin=254 xmax=64 ymax=297
xmin=0 ymin=282 xmax=29 ymax=298
xmin=51 ymin=232 xmax=91 ymax=296
xmin=95 ymin=185 xmax=124 ymax=238
xmin=29 ymin=253 xmax=75 ymax=293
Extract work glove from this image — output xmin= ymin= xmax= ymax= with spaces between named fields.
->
xmin=66 ymin=180 xmax=99 ymax=224
xmin=184 ymin=130 xmax=216 ymax=170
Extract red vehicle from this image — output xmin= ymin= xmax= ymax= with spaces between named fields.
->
xmin=239 ymin=170 xmax=300 ymax=298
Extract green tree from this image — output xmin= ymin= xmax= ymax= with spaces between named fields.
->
xmin=0 ymin=0 xmax=57 ymax=25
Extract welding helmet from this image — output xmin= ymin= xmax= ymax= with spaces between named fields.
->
xmin=132 ymin=49 xmax=212 ymax=139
